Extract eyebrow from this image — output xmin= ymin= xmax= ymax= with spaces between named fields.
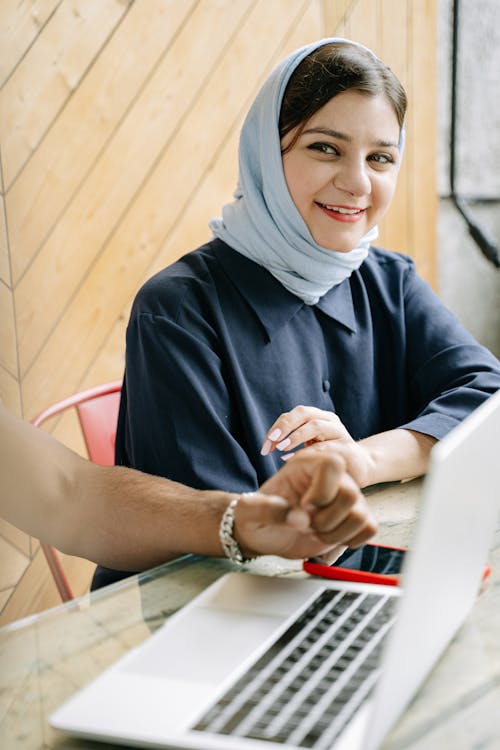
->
xmin=301 ymin=127 xmax=399 ymax=149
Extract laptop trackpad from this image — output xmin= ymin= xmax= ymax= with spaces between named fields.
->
xmin=123 ymin=607 xmax=284 ymax=684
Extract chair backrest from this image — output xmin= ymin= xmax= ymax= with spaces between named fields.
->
xmin=75 ymin=390 xmax=121 ymax=465
xmin=32 ymin=381 xmax=122 ymax=601
xmin=32 ymin=381 xmax=122 ymax=465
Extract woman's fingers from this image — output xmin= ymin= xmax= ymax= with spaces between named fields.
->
xmin=261 ymin=406 xmax=348 ymax=456
xmin=275 ymin=419 xmax=346 ymax=453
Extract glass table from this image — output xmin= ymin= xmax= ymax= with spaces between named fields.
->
xmin=1 ymin=478 xmax=500 ymax=750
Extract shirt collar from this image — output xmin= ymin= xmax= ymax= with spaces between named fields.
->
xmin=316 ymin=281 xmax=357 ymax=333
xmin=213 ymin=240 xmax=357 ymax=338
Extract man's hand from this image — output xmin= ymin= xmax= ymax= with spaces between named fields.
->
xmin=233 ymin=452 xmax=377 ymax=560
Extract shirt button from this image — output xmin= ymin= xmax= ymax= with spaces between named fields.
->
xmin=322 ymin=379 xmax=330 ymax=392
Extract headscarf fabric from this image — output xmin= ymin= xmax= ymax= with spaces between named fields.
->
xmin=210 ymin=38 xmax=400 ymax=305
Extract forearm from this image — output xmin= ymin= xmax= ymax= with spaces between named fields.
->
xmin=67 ymin=464 xmax=230 ymax=569
xmin=358 ymin=428 xmax=436 ymax=487
xmin=44 ymin=453 xmax=380 ymax=568
xmin=1 ymin=405 xmax=377 ymax=569
xmin=262 ymin=405 xmax=437 ymax=488
xmin=1 ymin=404 xmax=230 ymax=568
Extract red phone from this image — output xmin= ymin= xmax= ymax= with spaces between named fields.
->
xmin=303 ymin=543 xmax=407 ymax=587
xmin=303 ymin=543 xmax=492 ymax=587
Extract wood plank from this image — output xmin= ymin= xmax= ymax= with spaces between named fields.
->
xmin=408 ymin=0 xmax=437 ymax=284
xmin=0 ymin=193 xmax=10 ymax=285
xmin=379 ymin=0 xmax=409 ymax=73
xmin=0 ymin=0 xmax=60 ymax=85
xmin=150 ymin=126 xmax=243 ymax=278
xmin=15 ymin=0 xmax=250 ymax=376
xmin=322 ymin=0 xmax=354 ymax=35
xmin=0 ymin=280 xmax=17 ymax=375
xmin=79 ymin=315 xmax=128 ymax=390
xmin=147 ymin=0 xmax=323 ymax=279
xmin=377 ymin=0 xmax=411 ymax=255
xmin=0 ymin=537 xmax=29 ymax=590
xmin=81 ymin=0 xmax=323 ymax=397
xmin=1 ymin=0 xmax=130 ymax=189
xmin=0 ymin=545 xmax=95 ymax=626
xmin=7 ymin=0 xmax=196 ymax=284
xmin=20 ymin=0 xmax=312 ymax=417
xmin=55 ymin=551 xmax=96 ymax=599
xmin=0 ymin=588 xmax=13 ymax=613
xmin=344 ymin=0 xmax=379 ymax=52
xmin=0 ymin=546 xmax=60 ymax=625
xmin=0 ymin=364 xmax=21 ymax=416
xmin=0 ymin=519 xmax=31 ymax=558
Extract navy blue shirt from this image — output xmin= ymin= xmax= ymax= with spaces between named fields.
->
xmin=116 ymin=239 xmax=499 ymax=490
xmin=91 ymin=239 xmax=500 ymax=589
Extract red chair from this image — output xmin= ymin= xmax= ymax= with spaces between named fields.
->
xmin=32 ymin=381 xmax=122 ymax=601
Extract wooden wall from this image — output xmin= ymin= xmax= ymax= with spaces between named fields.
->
xmin=0 ymin=0 xmax=437 ymax=624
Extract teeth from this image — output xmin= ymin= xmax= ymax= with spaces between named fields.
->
xmin=324 ymin=205 xmax=362 ymax=215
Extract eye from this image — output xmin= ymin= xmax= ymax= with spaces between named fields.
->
xmin=368 ymin=152 xmax=395 ymax=166
xmin=307 ymin=142 xmax=339 ymax=156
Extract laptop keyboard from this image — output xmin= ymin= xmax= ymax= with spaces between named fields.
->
xmin=193 ymin=588 xmax=396 ymax=748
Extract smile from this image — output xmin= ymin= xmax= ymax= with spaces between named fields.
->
xmin=316 ymin=202 xmax=366 ymax=222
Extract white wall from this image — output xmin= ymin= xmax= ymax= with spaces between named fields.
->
xmin=437 ymin=0 xmax=500 ymax=358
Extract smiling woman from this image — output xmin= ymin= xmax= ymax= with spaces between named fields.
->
xmin=281 ymin=91 xmax=400 ymax=252
xmin=92 ymin=38 xmax=500 ymax=591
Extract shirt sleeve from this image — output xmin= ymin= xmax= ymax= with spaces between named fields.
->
xmin=399 ymin=264 xmax=500 ymax=439
xmin=116 ymin=309 xmax=260 ymax=492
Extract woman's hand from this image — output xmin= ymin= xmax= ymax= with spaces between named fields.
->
xmin=233 ymin=452 xmax=377 ymax=560
xmin=261 ymin=406 xmax=375 ymax=487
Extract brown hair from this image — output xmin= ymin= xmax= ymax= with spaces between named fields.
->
xmin=279 ymin=42 xmax=407 ymax=152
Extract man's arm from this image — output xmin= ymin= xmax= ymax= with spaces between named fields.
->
xmin=1 ymin=404 xmax=376 ymax=569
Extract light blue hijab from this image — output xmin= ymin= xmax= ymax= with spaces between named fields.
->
xmin=210 ymin=38 xmax=402 ymax=305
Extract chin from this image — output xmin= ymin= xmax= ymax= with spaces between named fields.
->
xmin=312 ymin=229 xmax=362 ymax=253
xmin=316 ymin=240 xmax=357 ymax=253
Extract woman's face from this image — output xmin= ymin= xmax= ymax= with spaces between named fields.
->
xmin=281 ymin=90 xmax=401 ymax=252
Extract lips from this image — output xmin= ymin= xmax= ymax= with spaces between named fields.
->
xmin=316 ymin=202 xmax=366 ymax=222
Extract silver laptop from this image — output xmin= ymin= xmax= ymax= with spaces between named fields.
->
xmin=51 ymin=390 xmax=500 ymax=750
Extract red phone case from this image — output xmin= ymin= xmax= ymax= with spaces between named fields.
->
xmin=303 ymin=542 xmax=407 ymax=587
xmin=303 ymin=543 xmax=492 ymax=587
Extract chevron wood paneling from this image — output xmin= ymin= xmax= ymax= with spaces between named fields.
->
xmin=0 ymin=0 xmax=437 ymax=624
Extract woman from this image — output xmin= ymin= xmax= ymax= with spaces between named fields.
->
xmin=112 ymin=39 xmax=500 ymax=528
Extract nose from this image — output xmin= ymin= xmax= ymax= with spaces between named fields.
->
xmin=333 ymin=157 xmax=371 ymax=197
